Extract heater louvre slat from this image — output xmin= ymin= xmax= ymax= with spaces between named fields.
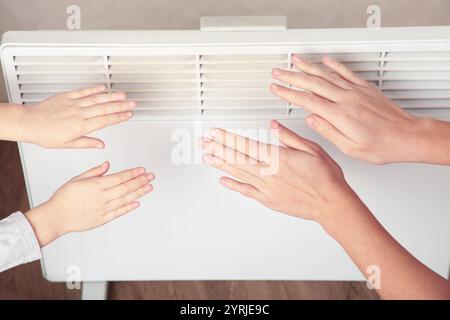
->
xmin=109 ymin=55 xmax=196 ymax=64
xmin=384 ymin=61 xmax=450 ymax=71
xmin=393 ymin=99 xmax=450 ymax=108
xmin=384 ymin=90 xmax=450 ymax=100
xmin=14 ymin=56 xmax=104 ymax=65
xmin=110 ymin=65 xmax=197 ymax=74
xmin=298 ymin=52 xmax=382 ymax=62
xmin=385 ymin=51 xmax=450 ymax=61
xmin=17 ymin=74 xmax=107 ymax=84
xmin=383 ymin=70 xmax=450 ymax=80
xmin=329 ymin=62 xmax=381 ymax=72
xmin=19 ymin=83 xmax=101 ymax=93
xmin=381 ymin=80 xmax=450 ymax=90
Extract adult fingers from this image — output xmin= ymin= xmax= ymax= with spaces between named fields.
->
xmin=305 ymin=114 xmax=353 ymax=153
xmin=272 ymin=67 xmax=344 ymax=102
xmin=322 ymin=56 xmax=369 ymax=87
xmin=219 ymin=176 xmax=267 ymax=203
xmin=207 ymin=128 xmax=276 ymax=164
xmin=200 ymin=137 xmax=263 ymax=174
xmin=203 ymin=153 xmax=265 ymax=188
xmin=291 ymin=55 xmax=353 ymax=90
xmin=270 ymin=120 xmax=320 ymax=155
xmin=270 ymin=84 xmax=339 ymax=124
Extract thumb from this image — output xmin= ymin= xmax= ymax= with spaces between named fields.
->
xmin=71 ymin=161 xmax=110 ymax=181
xmin=305 ymin=114 xmax=349 ymax=151
xmin=270 ymin=120 xmax=319 ymax=154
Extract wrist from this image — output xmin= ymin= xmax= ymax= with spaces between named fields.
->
xmin=0 ymin=103 xmax=31 ymax=143
xmin=405 ymin=117 xmax=450 ymax=165
xmin=16 ymin=106 xmax=38 ymax=144
xmin=317 ymin=185 xmax=370 ymax=239
xmin=24 ymin=200 xmax=63 ymax=247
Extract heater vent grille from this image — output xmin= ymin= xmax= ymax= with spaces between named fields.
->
xmin=3 ymin=31 xmax=450 ymax=120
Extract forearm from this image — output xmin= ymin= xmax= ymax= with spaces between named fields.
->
xmin=0 ymin=103 xmax=29 ymax=142
xmin=407 ymin=117 xmax=450 ymax=166
xmin=322 ymin=189 xmax=450 ymax=300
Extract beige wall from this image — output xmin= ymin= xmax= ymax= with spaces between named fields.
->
xmin=1 ymin=0 xmax=449 ymax=101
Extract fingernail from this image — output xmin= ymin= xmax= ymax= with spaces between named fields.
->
xmin=323 ymin=56 xmax=331 ymax=63
xmin=201 ymin=137 xmax=212 ymax=147
xmin=137 ymin=167 xmax=145 ymax=174
xmin=292 ymin=54 xmax=300 ymax=61
xmin=96 ymin=142 xmax=105 ymax=149
xmin=272 ymin=68 xmax=281 ymax=77
xmin=306 ymin=115 xmax=316 ymax=127
xmin=270 ymin=83 xmax=279 ymax=91
xmin=117 ymin=92 xmax=126 ymax=99
xmin=209 ymin=128 xmax=220 ymax=138
xmin=126 ymin=111 xmax=133 ymax=118
xmin=101 ymin=161 xmax=108 ymax=167
xmin=146 ymin=173 xmax=154 ymax=180
xmin=131 ymin=202 xmax=140 ymax=208
xmin=203 ymin=153 xmax=215 ymax=164
xmin=128 ymin=101 xmax=136 ymax=107
xmin=97 ymin=85 xmax=106 ymax=91
xmin=271 ymin=120 xmax=280 ymax=129
xmin=144 ymin=184 xmax=152 ymax=192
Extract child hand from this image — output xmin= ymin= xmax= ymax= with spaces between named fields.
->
xmin=22 ymin=86 xmax=136 ymax=149
xmin=25 ymin=162 xmax=154 ymax=246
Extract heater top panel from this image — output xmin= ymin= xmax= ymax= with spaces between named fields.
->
xmin=2 ymin=27 xmax=450 ymax=120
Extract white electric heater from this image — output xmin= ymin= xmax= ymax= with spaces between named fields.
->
xmin=1 ymin=22 xmax=450 ymax=298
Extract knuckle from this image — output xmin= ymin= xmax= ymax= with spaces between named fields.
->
xmin=87 ymin=97 xmax=97 ymax=105
xmin=138 ymin=175 xmax=148 ymax=185
xmin=309 ymin=77 xmax=322 ymax=88
xmin=342 ymin=90 xmax=361 ymax=102
xmin=339 ymin=142 xmax=354 ymax=155
xmin=264 ymin=195 xmax=277 ymax=208
xmin=100 ymin=116 xmax=110 ymax=126
xmin=92 ymin=178 xmax=103 ymax=189
xmin=309 ymin=143 xmax=324 ymax=155
xmin=328 ymin=72 xmax=339 ymax=82
xmin=206 ymin=141 xmax=217 ymax=154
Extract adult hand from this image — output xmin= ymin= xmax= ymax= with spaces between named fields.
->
xmin=200 ymin=122 xmax=450 ymax=299
xmin=25 ymin=162 xmax=154 ymax=246
xmin=270 ymin=55 xmax=448 ymax=165
xmin=199 ymin=121 xmax=360 ymax=224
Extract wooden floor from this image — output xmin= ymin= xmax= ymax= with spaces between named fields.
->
xmin=0 ymin=140 xmax=378 ymax=300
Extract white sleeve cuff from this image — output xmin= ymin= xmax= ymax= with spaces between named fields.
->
xmin=0 ymin=211 xmax=42 ymax=273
